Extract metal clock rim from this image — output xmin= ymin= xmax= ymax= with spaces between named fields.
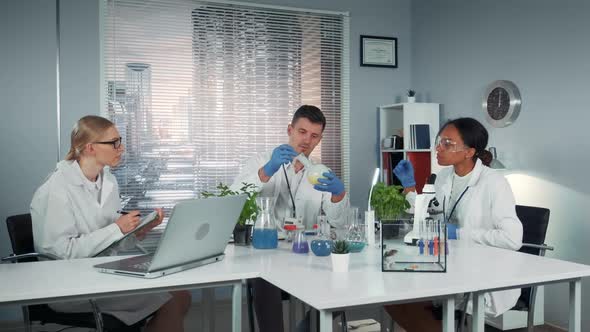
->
xmin=483 ymin=80 xmax=522 ymax=128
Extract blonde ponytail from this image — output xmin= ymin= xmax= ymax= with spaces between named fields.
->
xmin=65 ymin=115 xmax=114 ymax=161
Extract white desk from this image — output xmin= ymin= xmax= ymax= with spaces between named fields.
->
xmin=0 ymin=254 xmax=260 ymax=332
xmin=251 ymin=242 xmax=590 ymax=332
xmin=2 ymin=242 xmax=590 ymax=332
xmin=451 ymin=243 xmax=589 ymax=332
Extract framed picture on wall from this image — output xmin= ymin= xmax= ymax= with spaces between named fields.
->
xmin=360 ymin=35 xmax=397 ymax=68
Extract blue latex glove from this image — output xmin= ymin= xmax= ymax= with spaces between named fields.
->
xmin=314 ymin=172 xmax=345 ymax=196
xmin=263 ymin=144 xmax=297 ymax=177
xmin=393 ymin=160 xmax=416 ymax=188
xmin=447 ymin=223 xmax=458 ymax=240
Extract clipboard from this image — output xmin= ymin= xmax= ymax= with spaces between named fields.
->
xmin=93 ymin=210 xmax=159 ymax=257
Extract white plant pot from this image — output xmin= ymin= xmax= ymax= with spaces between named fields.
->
xmin=331 ymin=253 xmax=350 ymax=272
xmin=407 ymin=96 xmax=416 ymax=103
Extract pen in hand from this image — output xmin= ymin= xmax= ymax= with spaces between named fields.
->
xmin=117 ymin=210 xmax=141 ymax=216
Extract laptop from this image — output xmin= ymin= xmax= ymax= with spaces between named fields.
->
xmin=94 ymin=195 xmax=247 ymax=278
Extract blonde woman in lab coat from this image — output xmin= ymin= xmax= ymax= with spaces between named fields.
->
xmin=31 ymin=115 xmax=191 ymax=332
xmin=386 ymin=117 xmax=523 ymax=332
xmin=231 ymin=105 xmax=349 ymax=332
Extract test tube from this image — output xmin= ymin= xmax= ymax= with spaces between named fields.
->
xmin=444 ymin=222 xmax=449 ymax=255
xmin=427 ymin=218 xmax=434 ymax=256
xmin=418 ymin=218 xmax=425 ymax=255
xmin=433 ymin=220 xmax=440 ymax=256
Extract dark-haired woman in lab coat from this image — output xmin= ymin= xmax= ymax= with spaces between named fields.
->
xmin=386 ymin=117 xmax=523 ymax=332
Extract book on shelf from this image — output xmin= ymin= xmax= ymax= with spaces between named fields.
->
xmin=409 ymin=124 xmax=430 ymax=150
xmin=382 ymin=151 xmax=403 ymax=186
xmin=382 ymin=152 xmax=390 ymax=184
xmin=407 ymin=152 xmax=431 ymax=194
xmin=389 ymin=152 xmax=403 ymax=186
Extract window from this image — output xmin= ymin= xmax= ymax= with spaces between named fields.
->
xmin=103 ymin=0 xmax=350 ymax=251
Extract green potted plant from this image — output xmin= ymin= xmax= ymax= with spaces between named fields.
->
xmin=370 ymin=182 xmax=411 ymax=239
xmin=407 ymin=89 xmax=416 ymax=103
xmin=331 ymin=240 xmax=350 ymax=272
xmin=202 ymin=182 xmax=259 ymax=245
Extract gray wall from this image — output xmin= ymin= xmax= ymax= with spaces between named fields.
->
xmin=0 ymin=0 xmax=409 ymax=320
xmin=411 ymin=0 xmax=590 ymax=329
xmin=0 ymin=0 xmax=57 ymax=321
xmin=0 ymin=1 xmax=59 ymax=320
xmin=0 ymin=0 xmax=58 ymax=256
xmin=59 ymin=0 xmax=102 ymax=156
xmin=0 ymin=0 xmax=100 ymax=320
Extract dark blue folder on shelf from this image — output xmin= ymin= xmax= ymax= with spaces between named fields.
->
xmin=411 ymin=124 xmax=430 ymax=149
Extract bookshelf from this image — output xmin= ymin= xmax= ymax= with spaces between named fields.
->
xmin=378 ymin=103 xmax=440 ymax=193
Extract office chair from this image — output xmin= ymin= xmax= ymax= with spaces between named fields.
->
xmin=458 ymin=205 xmax=553 ymax=332
xmin=1 ymin=213 xmax=147 ymax=332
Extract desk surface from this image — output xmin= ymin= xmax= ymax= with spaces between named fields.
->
xmin=252 ymin=242 xmax=590 ymax=310
xmin=2 ymin=242 xmax=590 ymax=311
xmin=0 ymin=252 xmax=259 ymax=306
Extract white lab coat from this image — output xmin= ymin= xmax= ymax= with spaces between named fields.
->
xmin=30 ymin=160 xmax=170 ymax=325
xmin=407 ymin=159 xmax=523 ymax=317
xmin=231 ymin=151 xmax=349 ymax=231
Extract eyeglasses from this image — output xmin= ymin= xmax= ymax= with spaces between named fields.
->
xmin=435 ymin=136 xmax=467 ymax=152
xmin=93 ymin=137 xmax=122 ymax=149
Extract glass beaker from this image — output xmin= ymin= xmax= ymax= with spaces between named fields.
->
xmin=317 ymin=214 xmax=328 ymax=237
xmin=345 ymin=207 xmax=366 ymax=253
xmin=311 ymin=223 xmax=332 ymax=257
xmin=292 ymin=225 xmax=309 ymax=254
xmin=252 ymin=197 xmax=278 ymax=249
xmin=284 ymin=224 xmax=297 ymax=243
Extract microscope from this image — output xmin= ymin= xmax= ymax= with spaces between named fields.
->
xmin=403 ymin=174 xmax=439 ymax=245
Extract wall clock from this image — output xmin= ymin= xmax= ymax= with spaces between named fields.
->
xmin=482 ymin=80 xmax=522 ymax=128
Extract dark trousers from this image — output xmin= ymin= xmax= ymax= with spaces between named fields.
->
xmin=251 ymin=278 xmax=285 ymax=332
xmin=251 ymin=278 xmax=341 ymax=332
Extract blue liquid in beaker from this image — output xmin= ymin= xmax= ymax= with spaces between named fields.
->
xmin=252 ymin=229 xmax=278 ymax=249
xmin=348 ymin=241 xmax=366 ymax=253
xmin=310 ymin=239 xmax=332 ymax=256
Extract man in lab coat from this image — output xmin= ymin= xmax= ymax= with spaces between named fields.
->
xmin=231 ymin=105 xmax=349 ymax=332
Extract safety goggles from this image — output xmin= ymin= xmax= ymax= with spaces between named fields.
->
xmin=435 ymin=136 xmax=467 ymax=152
xmin=93 ymin=137 xmax=123 ymax=149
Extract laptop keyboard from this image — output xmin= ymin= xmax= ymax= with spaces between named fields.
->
xmin=123 ymin=254 xmax=153 ymax=271
xmin=132 ymin=260 xmax=152 ymax=270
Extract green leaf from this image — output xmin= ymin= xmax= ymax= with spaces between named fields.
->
xmin=201 ymin=182 xmax=260 ymax=225
xmin=370 ymin=182 xmax=408 ymax=220
xmin=332 ymin=240 xmax=349 ymax=254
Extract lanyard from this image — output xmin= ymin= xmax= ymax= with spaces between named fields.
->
xmin=283 ymin=163 xmax=305 ymax=218
xmin=446 ymin=187 xmax=469 ymax=223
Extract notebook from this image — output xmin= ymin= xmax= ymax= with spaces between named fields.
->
xmin=94 ymin=210 xmax=159 ymax=257
xmin=93 ymin=195 xmax=247 ymax=278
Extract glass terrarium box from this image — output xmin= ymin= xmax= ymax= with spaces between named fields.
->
xmin=381 ymin=218 xmax=447 ymax=273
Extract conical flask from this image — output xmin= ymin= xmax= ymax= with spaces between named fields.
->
xmin=252 ymin=197 xmax=278 ymax=249
xmin=311 ymin=220 xmax=333 ymax=257
xmin=295 ymin=153 xmax=331 ymax=185
xmin=345 ymin=207 xmax=366 ymax=253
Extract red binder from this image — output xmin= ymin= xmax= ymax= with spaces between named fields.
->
xmin=407 ymin=152 xmax=431 ymax=194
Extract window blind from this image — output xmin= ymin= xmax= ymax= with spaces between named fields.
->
xmin=103 ymin=0 xmax=350 ymax=251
